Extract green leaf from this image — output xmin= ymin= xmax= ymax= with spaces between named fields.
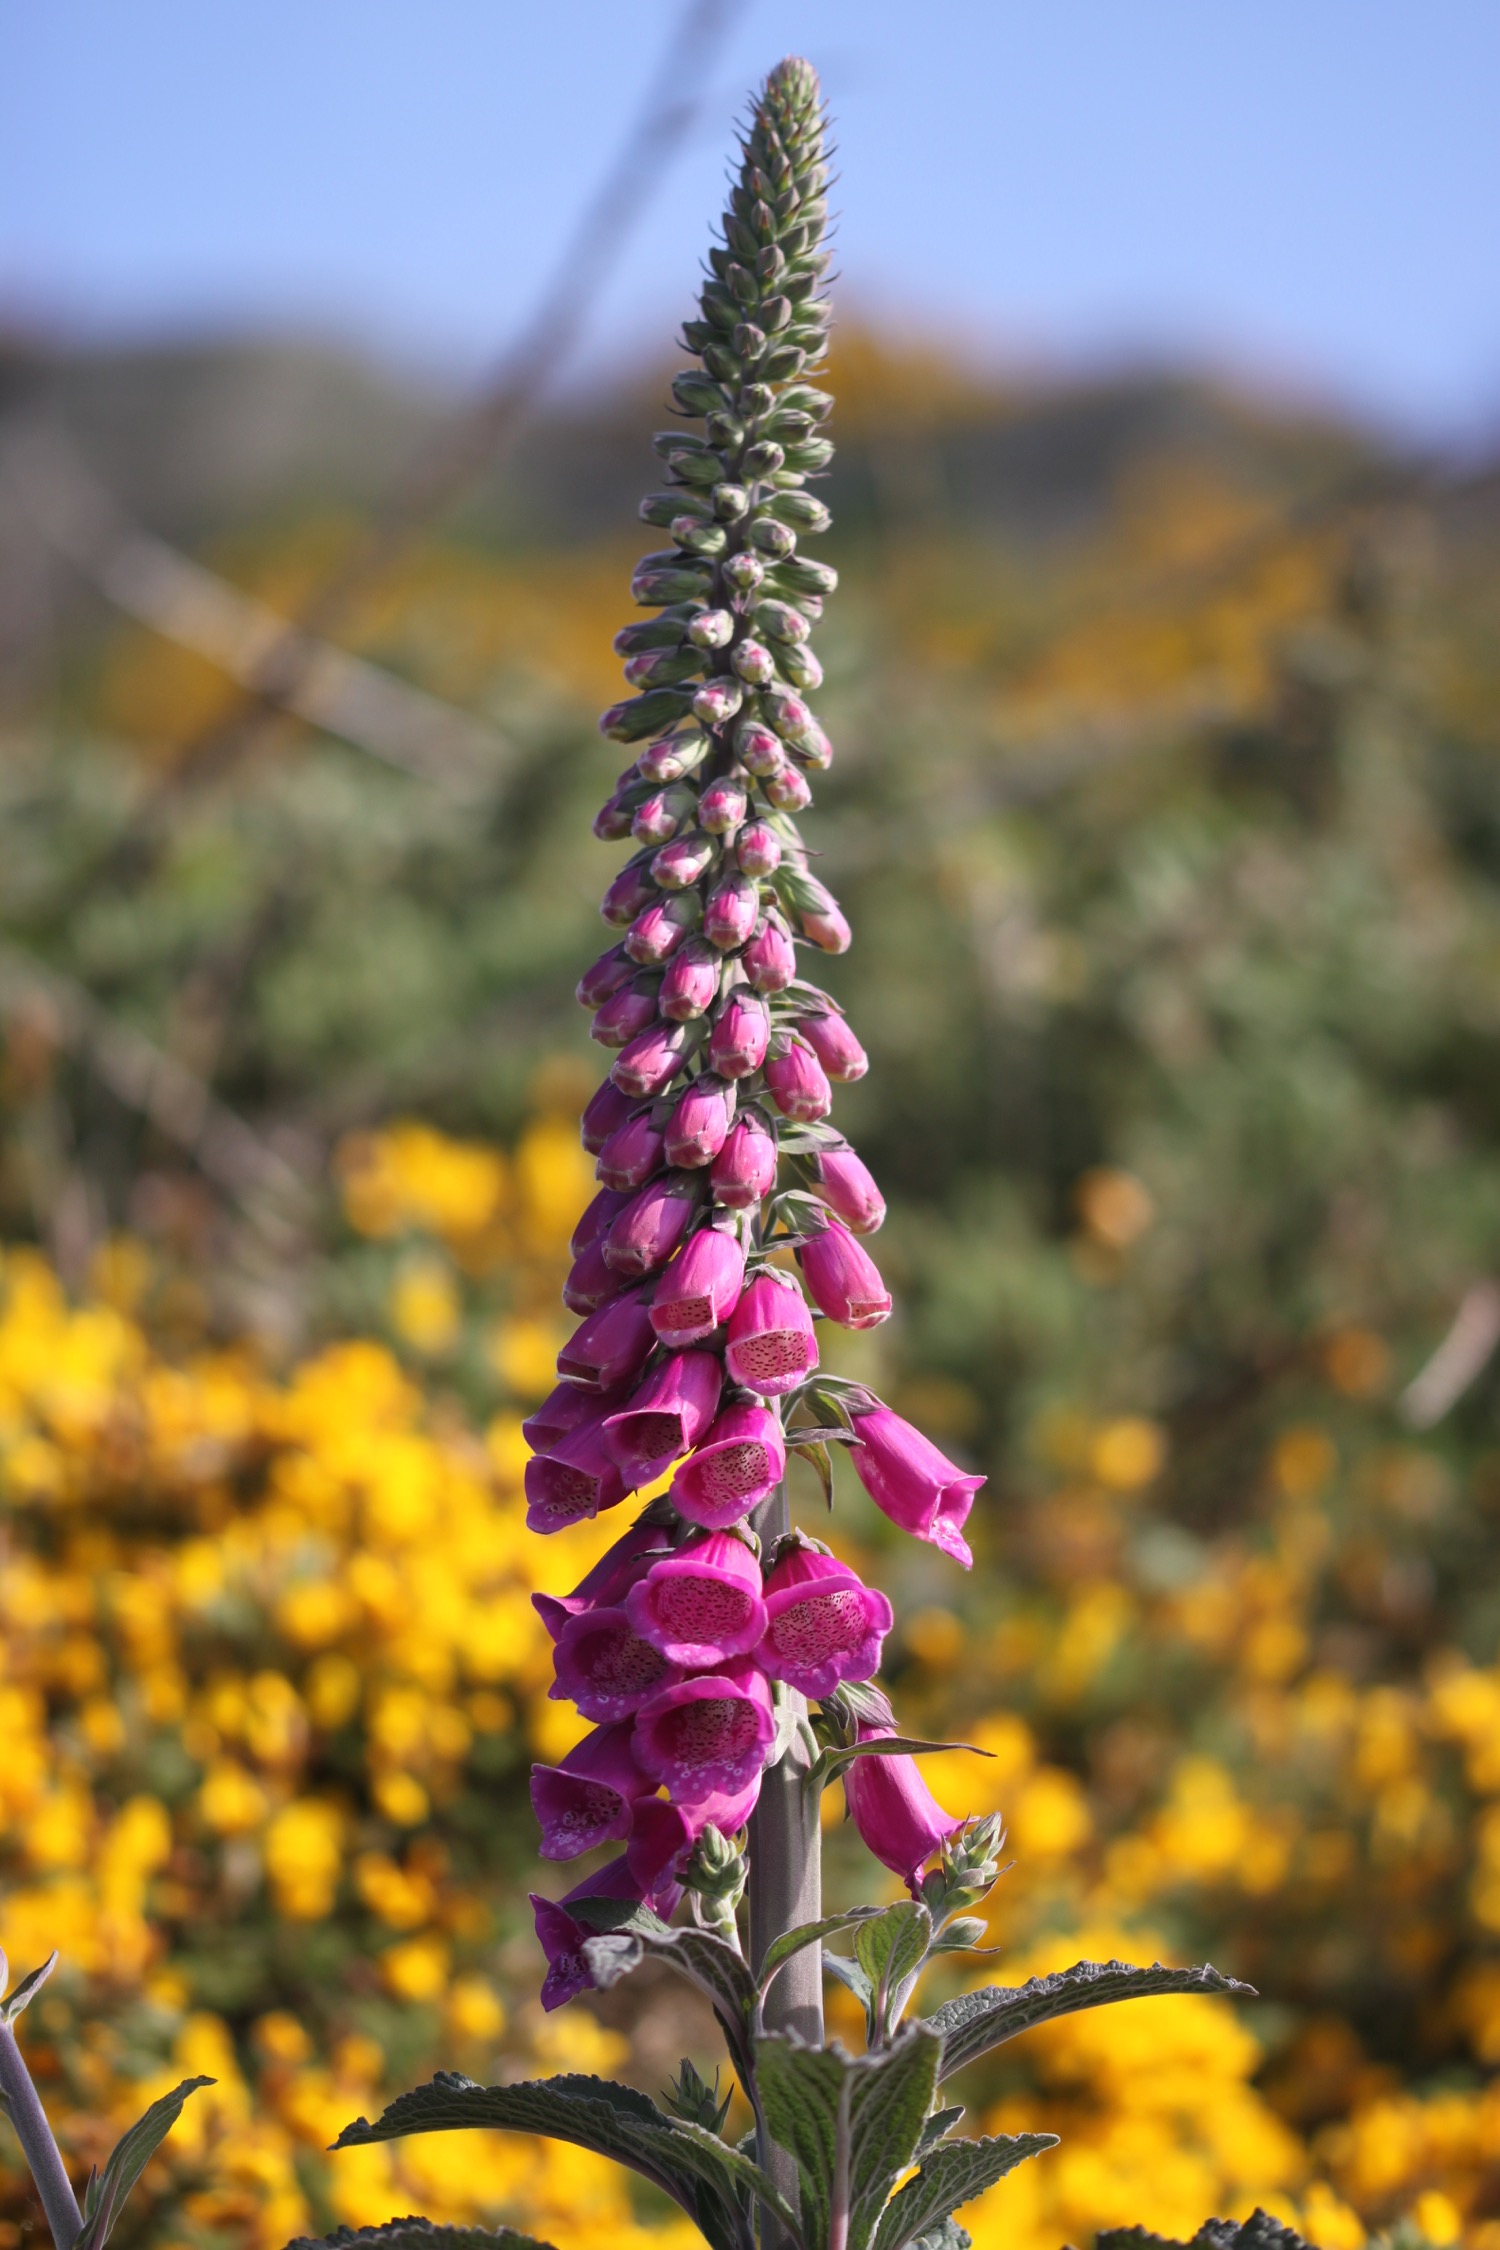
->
xmin=821 ymin=1737 xmax=987 ymax=1783
xmin=282 ymin=2223 xmax=557 ymax=2250
xmin=756 ymin=2026 xmax=942 ymax=2250
xmin=759 ymin=1910 xmax=884 ymax=1995
xmin=923 ymin=1960 xmax=1255 ymax=2082
xmin=575 ymin=1914 xmax=759 ymax=2089
xmin=909 ymin=2221 xmax=971 ymax=2250
xmin=822 ymin=1952 xmax=874 ymax=2010
xmin=855 ymin=1905 xmax=932 ymax=2044
xmin=1093 ymin=2216 xmax=1312 ymax=2250
xmin=797 ymin=1437 xmax=835 ymax=1507
xmin=926 ymin=1921 xmax=992 ymax=1959
xmin=75 ymin=2077 xmax=215 ymax=2250
xmin=331 ymin=2072 xmax=786 ymax=2250
xmin=915 ymin=2108 xmax=965 ymax=2157
xmin=0 ymin=1953 xmax=57 ymax=2027
xmin=871 ymin=2133 xmax=1057 ymax=2250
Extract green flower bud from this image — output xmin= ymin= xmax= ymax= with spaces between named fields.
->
xmin=763 ymin=490 xmax=831 ymax=533
xmin=713 ymin=484 xmax=750 ymax=521
xmin=632 ymin=564 xmax=715 ymax=607
xmin=743 ymin=439 xmax=786 ymax=478
xmin=703 ymin=342 xmax=742 ymax=384
xmin=673 ymin=518 xmax=728 ymax=556
xmin=672 ymin=371 xmax=730 ymax=416
xmin=779 ymin=385 xmax=834 ymax=421
xmin=782 ymin=437 xmax=835 ymax=473
xmin=600 ymin=687 xmax=695 ymax=741
xmin=637 ymin=732 xmax=711 ymax=784
xmin=721 ymin=551 xmax=767 ymax=595
xmin=762 ymin=343 xmax=808 ymax=383
xmin=780 ymin=644 xmax=824 ymax=693
xmin=640 ymin=490 xmax=711 ymax=528
xmin=753 ymin=599 xmax=810 ymax=646
xmin=734 ymin=321 xmax=768 ymax=362
xmin=748 ymin=517 xmax=796 ymax=559
xmin=768 ymin=555 xmax=838 ymax=597
xmin=614 ymin=616 xmax=688 ymax=656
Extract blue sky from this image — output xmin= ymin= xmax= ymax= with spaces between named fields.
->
xmin=4 ymin=0 xmax=1497 ymax=438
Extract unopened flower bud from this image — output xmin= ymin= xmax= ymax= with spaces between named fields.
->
xmin=731 ymin=638 xmax=777 ymax=685
xmin=709 ymin=988 xmax=770 ymax=1079
xmin=632 ymin=563 xmax=715 ymax=607
xmin=632 ymin=784 xmax=697 ymax=845
xmin=576 ymin=944 xmax=636 ymax=1011
xmin=625 ymin=890 xmax=700 ymax=965
xmin=596 ymin=1110 xmax=666 ymax=1192
xmin=765 ymin=1035 xmax=832 ymax=1121
xmin=693 ymin=677 xmax=745 ymax=727
xmin=734 ymin=722 xmax=787 ymax=779
xmin=782 ymin=869 xmax=850 ymax=952
xmin=737 ymin=820 xmax=781 ymax=876
xmin=763 ymin=765 xmax=812 ymax=811
xmin=672 ymin=517 xmax=728 ymax=557
xmin=557 ymin=1285 xmax=657 ymax=1393
xmin=591 ymin=979 xmax=659 ymax=1050
xmin=748 ymin=517 xmax=796 ymax=559
xmin=800 ymin=1011 xmax=867 ymax=1081
xmin=572 ymin=1185 xmax=633 ymax=1258
xmin=811 ymin=1138 xmax=886 ymax=1234
xmin=713 ymin=484 xmax=750 ymax=521
xmin=660 ymin=936 xmax=722 ymax=1021
xmin=604 ymin=1173 xmax=702 ymax=1276
xmin=652 ymin=830 xmax=716 ymax=890
xmin=721 ymin=551 xmax=766 ymax=595
xmin=600 ymin=687 xmax=694 ymax=742
xmin=593 ymin=789 xmax=636 ymax=841
xmin=711 ymin=1110 xmax=778 ymax=1208
xmin=743 ymin=914 xmax=796 ymax=993
xmin=623 ymin=646 xmax=702 ymax=689
xmin=581 ymin=1078 xmax=640 ymax=1155
xmin=703 ymin=870 xmax=760 ymax=952
xmin=611 ymin=1020 xmax=692 ymax=1099
xmin=665 ymin=1074 xmax=735 ymax=1167
xmin=734 ymin=322 xmax=768 ymax=363
xmin=742 ymin=439 xmax=785 ymax=477
xmin=637 ymin=732 xmax=710 ymax=784
xmin=700 ymin=776 xmax=748 ymax=834
xmin=755 ymin=598 xmax=810 ymax=646
xmin=601 ymin=860 xmax=658 ymax=927
xmin=688 ymin=609 xmax=736 ymax=650
xmin=788 ymin=715 xmax=832 ymax=768
xmin=781 ymin=645 xmax=824 ymax=694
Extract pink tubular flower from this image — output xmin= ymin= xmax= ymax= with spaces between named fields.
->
xmin=591 ymin=981 xmax=659 ymax=1050
xmin=848 ymin=1403 xmax=984 ymax=1569
xmin=603 ymin=1174 xmax=700 ymax=1277
xmin=800 ymin=1011 xmax=868 ymax=1082
xmin=743 ymin=914 xmax=796 ymax=994
xmin=625 ymin=1776 xmax=762 ymax=1892
xmin=734 ymin=720 xmax=787 ymax=779
xmin=596 ymin=1111 xmax=666 ymax=1192
xmin=611 ymin=1020 xmax=690 ymax=1099
xmin=524 ymin=1419 xmax=634 ymax=1534
xmin=843 ymin=1726 xmax=963 ymax=1896
xmin=710 ymin=1111 xmax=778 ymax=1210
xmin=665 ymin=1076 xmax=734 ymax=1168
xmin=700 ymin=777 xmax=748 ymax=834
xmin=580 ymin=1079 xmax=639 ymax=1155
xmin=557 ymin=1288 xmax=656 ymax=1392
xmin=531 ymin=1515 xmax=670 ymax=1640
xmin=625 ymin=891 xmax=699 ymax=966
xmin=763 ymin=766 xmax=812 ymax=812
xmin=801 ymin=1220 xmax=892 ymax=1330
xmin=756 ymin=1544 xmax=894 ymax=1699
xmin=522 ymin=1376 xmax=630 ymax=1456
xmin=530 ymin=1721 xmax=645 ymax=1859
xmin=571 ymin=1186 xmax=633 ymax=1257
xmin=765 ymin=1037 xmax=832 ymax=1123
xmin=625 ymin=1531 xmax=768 ymax=1665
xmin=563 ymin=1237 xmax=623 ymax=1315
xmin=530 ymin=1856 xmax=679 ymax=2013
xmin=660 ymin=937 xmax=721 ymax=1022
xmin=649 ymin=1226 xmax=745 ymax=1346
xmin=633 ymin=1658 xmax=774 ymax=1798
xmin=670 ymin=1401 xmax=787 ymax=1529
xmin=602 ymin=1349 xmax=723 ymax=1483
xmin=576 ymin=944 xmax=636 ymax=1010
xmin=708 ymin=989 xmax=770 ymax=1080
xmin=811 ymin=1139 xmax=886 ymax=1235
xmin=724 ymin=1271 xmax=819 ymax=1396
xmin=552 ymin=1605 xmax=681 ymax=1722
xmin=703 ymin=871 xmax=760 ymax=952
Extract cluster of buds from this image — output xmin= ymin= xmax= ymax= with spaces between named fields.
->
xmin=525 ymin=58 xmax=988 ymax=2009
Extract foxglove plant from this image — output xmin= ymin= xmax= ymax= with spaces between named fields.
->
xmin=324 ymin=56 xmax=1264 ymax=2250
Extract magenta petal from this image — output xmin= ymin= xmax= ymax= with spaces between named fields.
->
xmin=523 ymin=1419 xmax=634 ymax=1534
xmin=670 ymin=1401 xmax=787 ymax=1530
xmin=531 ymin=1515 xmax=674 ymax=1642
xmin=625 ymin=1775 xmax=762 ymax=1891
xmin=800 ymin=1221 xmax=892 ymax=1330
xmin=601 ymin=1350 xmax=725 ymax=1483
xmin=843 ymin=1725 xmax=963 ymax=1896
xmin=756 ymin=1547 xmax=893 ymax=1699
xmin=724 ymin=1272 xmax=818 ymax=1396
xmin=848 ymin=1404 xmax=983 ymax=1569
xmin=551 ymin=1604 xmax=682 ymax=1722
xmin=633 ymin=1659 xmax=775 ymax=1798
xmin=624 ymin=1531 xmax=768 ymax=1665
xmin=650 ymin=1227 xmax=745 ymax=1346
xmin=530 ymin=1721 xmax=645 ymax=1859
xmin=557 ymin=1288 xmax=656 ymax=1392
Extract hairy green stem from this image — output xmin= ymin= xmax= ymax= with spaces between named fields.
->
xmin=750 ymin=1482 xmax=823 ymax=2246
xmin=0 ymin=2022 xmax=82 ymax=2250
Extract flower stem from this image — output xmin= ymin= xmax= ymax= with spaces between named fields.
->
xmin=0 ymin=2022 xmax=82 ymax=2250
xmin=749 ymin=1482 xmax=823 ymax=2246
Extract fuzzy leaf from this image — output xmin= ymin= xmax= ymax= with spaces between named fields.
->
xmin=914 ymin=2108 xmax=965 ymax=2157
xmin=871 ymin=2133 xmax=1057 ymax=2250
xmin=0 ymin=1953 xmax=58 ymax=2027
xmin=283 ymin=2224 xmax=557 ymax=2250
xmin=1094 ymin=2214 xmax=1312 ymax=2250
xmin=756 ymin=2027 xmax=942 ymax=2250
xmin=923 ymin=1960 xmax=1256 ymax=2082
xmin=855 ymin=1903 xmax=931 ymax=2040
xmin=822 ymin=1952 xmax=875 ymax=2009
xmin=759 ymin=1910 xmax=884 ymax=1995
xmin=575 ymin=1913 xmax=758 ymax=2086
xmin=909 ymin=2222 xmax=971 ymax=2250
xmin=331 ymin=2073 xmax=783 ymax=2250
xmin=76 ymin=2077 xmax=215 ymax=2250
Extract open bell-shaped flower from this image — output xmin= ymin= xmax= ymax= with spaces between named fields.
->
xmin=530 ymin=1855 xmax=679 ymax=2013
xmin=524 ymin=1417 xmax=636 ymax=1534
xmin=601 ymin=1348 xmax=724 ymax=1484
xmin=800 ymin=1219 xmax=892 ymax=1330
xmin=531 ymin=1514 xmax=671 ymax=1641
xmin=724 ymin=1270 xmax=818 ymax=1395
xmin=625 ymin=1529 xmax=768 ymax=1666
xmin=756 ymin=1541 xmax=893 ymax=1699
xmin=670 ymin=1401 xmax=787 ymax=1529
xmin=843 ymin=1726 xmax=964 ymax=1897
xmin=649 ymin=1225 xmax=745 ymax=1346
xmin=551 ymin=1604 xmax=682 ymax=1723
xmin=847 ymin=1402 xmax=984 ymax=1569
xmin=633 ymin=1658 xmax=774 ymax=1799
xmin=530 ymin=1721 xmax=646 ymax=1859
